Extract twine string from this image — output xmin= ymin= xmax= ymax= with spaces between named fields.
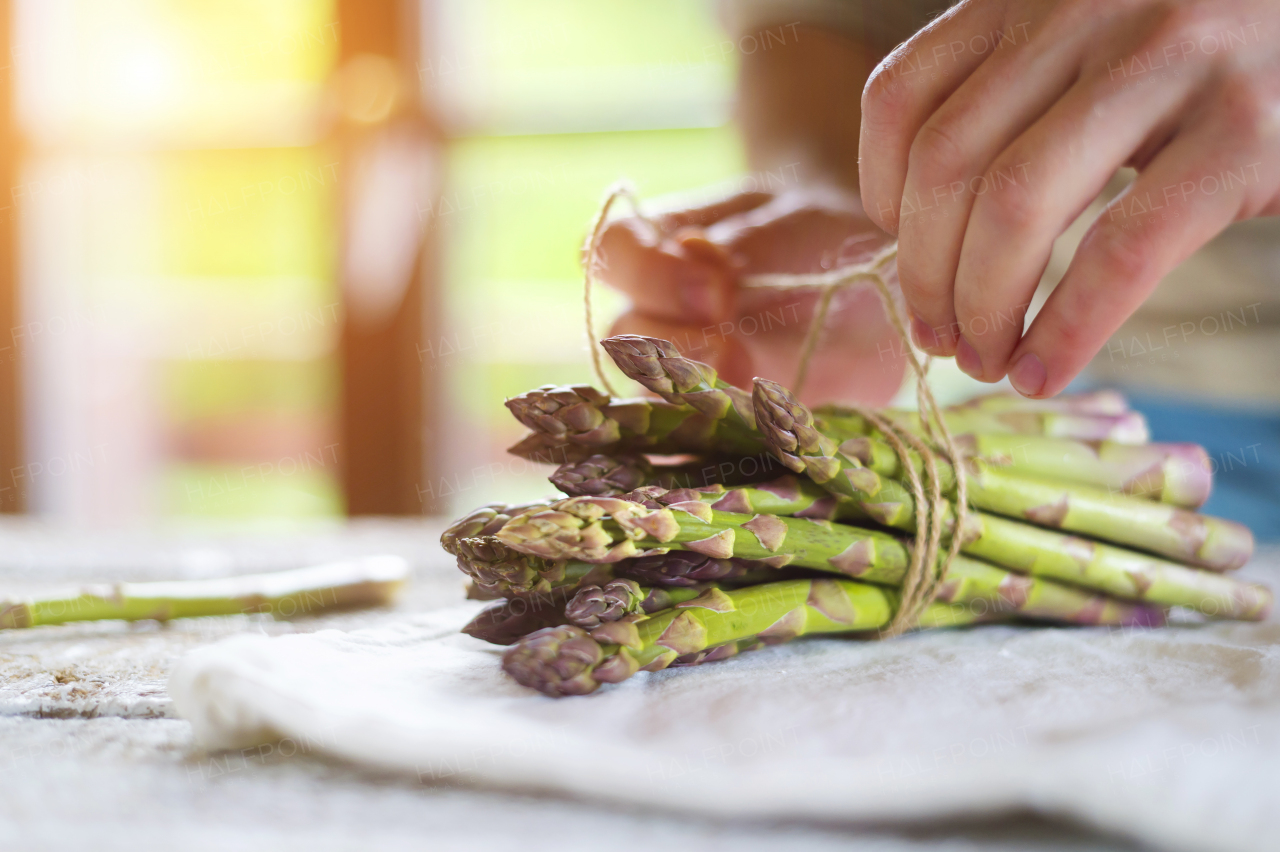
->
xmin=580 ymin=184 xmax=970 ymax=635
xmin=582 ymin=181 xmax=654 ymax=397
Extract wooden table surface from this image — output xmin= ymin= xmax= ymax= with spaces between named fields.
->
xmin=0 ymin=517 xmax=1158 ymax=851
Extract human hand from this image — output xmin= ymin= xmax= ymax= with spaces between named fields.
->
xmin=593 ymin=185 xmax=907 ymax=406
xmin=859 ymin=0 xmax=1280 ymax=397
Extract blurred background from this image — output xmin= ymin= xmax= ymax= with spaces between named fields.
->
xmin=0 ymin=0 xmax=1275 ymax=532
xmin=0 ymin=0 xmax=747 ymax=524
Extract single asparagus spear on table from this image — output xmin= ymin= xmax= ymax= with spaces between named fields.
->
xmin=753 ymin=378 xmax=1252 ymax=572
xmin=0 ymin=557 xmax=410 ymax=629
xmin=494 ymin=492 xmax=1269 ymax=620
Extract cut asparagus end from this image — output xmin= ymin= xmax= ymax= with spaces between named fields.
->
xmin=502 ymin=625 xmax=605 ymax=696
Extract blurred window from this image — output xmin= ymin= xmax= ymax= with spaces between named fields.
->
xmin=423 ymin=0 xmax=749 ymax=513
xmin=13 ymin=0 xmax=343 ymax=521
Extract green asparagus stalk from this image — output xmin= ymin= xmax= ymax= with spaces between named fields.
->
xmin=502 ymin=579 xmax=949 ymax=695
xmin=754 ymin=378 xmax=1252 ymax=572
xmin=567 ymin=560 xmax=1165 ymax=634
xmin=0 ymin=557 xmax=410 ymax=629
xmin=952 ymin=432 xmax=1212 ymax=508
xmin=693 ymin=478 xmax=1266 ymax=620
xmin=495 ymin=494 xmax=914 ymax=584
xmin=604 ymin=335 xmax=1165 ymax=507
xmin=882 ymin=407 xmax=1150 ymax=444
xmin=629 ymin=475 xmax=868 ymax=522
xmin=600 ymin=336 xmax=756 ymax=432
xmin=952 ymin=389 xmax=1130 ymax=416
xmin=599 ymin=334 xmax=1149 ymax=445
xmin=505 ymin=384 xmax=762 ymax=456
xmin=495 ymin=492 xmax=1226 ymax=615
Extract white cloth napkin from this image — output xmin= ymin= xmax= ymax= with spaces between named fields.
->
xmin=169 ymin=602 xmax=1280 ymax=852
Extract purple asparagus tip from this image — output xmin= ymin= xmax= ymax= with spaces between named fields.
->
xmin=441 ymin=502 xmax=538 ymax=555
xmin=505 ymin=384 xmax=619 ymax=444
xmin=502 ymin=625 xmax=604 ymax=697
xmin=551 ymin=453 xmax=652 ymax=497
xmin=601 ymin=335 xmax=716 ymax=396
xmin=565 ymin=579 xmax=645 ymax=629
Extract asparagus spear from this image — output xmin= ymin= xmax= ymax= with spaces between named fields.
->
xmin=506 ymin=431 xmax=601 ymax=465
xmin=953 ymin=389 xmax=1130 ymax=416
xmin=567 ymin=559 xmax=1165 ymax=633
xmin=0 ymin=557 xmax=410 ymax=629
xmin=551 ymin=453 xmax=786 ymax=497
xmin=550 ymin=453 xmax=654 ymax=496
xmin=506 ymin=384 xmax=762 ymax=456
xmin=754 ymin=378 xmax=1252 ymax=572
xmin=505 ymin=560 xmax=1176 ymax=694
xmin=442 ymin=501 xmax=551 ymax=556
xmin=495 ymin=494 xmax=914 ymax=584
xmin=599 ymin=334 xmax=1148 ymax=445
xmin=462 ymin=589 xmax=573 ymax=645
xmin=457 ymin=536 xmax=789 ymax=598
xmin=501 ymin=485 xmax=1266 ymax=620
xmin=455 ymin=537 xmax=615 ymax=598
xmin=883 ymin=407 xmax=1150 ymax=444
xmin=564 ymin=579 xmax=708 ymax=629
xmin=599 ymin=336 xmax=756 ymax=432
xmin=952 ymin=432 xmax=1212 ymax=508
xmin=503 ymin=579 xmax=942 ymax=696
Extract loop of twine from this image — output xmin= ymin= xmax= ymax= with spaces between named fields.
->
xmin=581 ymin=183 xmax=969 ymax=635
xmin=582 ymin=180 xmax=655 ymax=398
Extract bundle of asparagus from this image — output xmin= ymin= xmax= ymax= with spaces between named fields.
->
xmin=443 ymin=336 xmax=1270 ymax=697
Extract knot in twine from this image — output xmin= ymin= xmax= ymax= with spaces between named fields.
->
xmin=582 ymin=181 xmax=970 ymax=636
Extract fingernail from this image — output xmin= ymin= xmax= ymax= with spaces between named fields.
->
xmin=1009 ymin=352 xmax=1047 ymax=397
xmin=910 ymin=315 xmax=937 ymax=349
xmin=955 ymin=336 xmax=982 ymax=379
xmin=678 ymin=267 xmax=721 ymax=323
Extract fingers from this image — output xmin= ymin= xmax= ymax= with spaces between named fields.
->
xmin=656 ymin=190 xmax=773 ymax=230
xmin=950 ymin=31 xmax=1206 ymax=380
xmin=593 ymin=218 xmax=735 ymax=326
xmin=1009 ymin=83 xmax=1280 ymax=398
xmin=859 ymin=0 xmax=1014 ymax=236
xmin=896 ymin=4 xmax=1097 ymax=356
